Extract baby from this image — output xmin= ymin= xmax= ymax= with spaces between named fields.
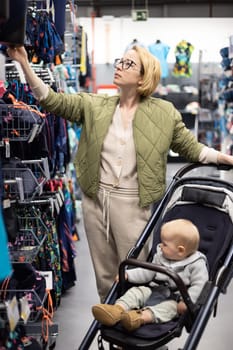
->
xmin=92 ymin=218 xmax=209 ymax=332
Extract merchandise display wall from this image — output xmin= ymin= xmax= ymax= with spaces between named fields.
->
xmin=0 ymin=2 xmax=82 ymax=347
xmin=79 ymin=17 xmax=232 ymax=63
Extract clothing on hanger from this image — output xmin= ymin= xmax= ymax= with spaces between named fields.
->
xmin=148 ymin=40 xmax=170 ymax=79
xmin=172 ymin=40 xmax=194 ymax=78
xmin=125 ymin=38 xmax=146 ymax=52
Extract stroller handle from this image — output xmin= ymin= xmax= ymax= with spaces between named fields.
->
xmin=174 ymin=162 xmax=233 ymax=179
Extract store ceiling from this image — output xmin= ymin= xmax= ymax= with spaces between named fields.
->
xmin=74 ymin=0 xmax=233 ymax=16
xmin=74 ymin=0 xmax=233 ymax=6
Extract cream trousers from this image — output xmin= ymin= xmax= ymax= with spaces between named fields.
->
xmin=82 ymin=184 xmax=152 ymax=302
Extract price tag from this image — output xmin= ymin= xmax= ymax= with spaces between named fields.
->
xmin=20 ymin=296 xmax=31 ymax=323
xmin=6 ymin=296 xmax=20 ymax=331
xmin=38 ymin=271 xmax=53 ymax=290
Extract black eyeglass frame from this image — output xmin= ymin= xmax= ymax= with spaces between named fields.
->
xmin=114 ymin=58 xmax=137 ymax=70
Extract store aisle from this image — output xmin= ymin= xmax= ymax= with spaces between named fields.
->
xmin=53 ymin=216 xmax=99 ymax=350
xmin=53 ymin=163 xmax=233 ymax=350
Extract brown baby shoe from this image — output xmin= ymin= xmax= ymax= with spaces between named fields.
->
xmin=92 ymin=304 xmax=125 ymax=326
xmin=121 ymin=310 xmax=145 ymax=332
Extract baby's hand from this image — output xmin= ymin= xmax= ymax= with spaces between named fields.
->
xmin=177 ymin=301 xmax=187 ymax=314
xmin=115 ymin=273 xmax=128 ymax=282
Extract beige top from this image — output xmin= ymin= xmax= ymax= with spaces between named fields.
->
xmin=100 ymin=105 xmax=138 ymax=189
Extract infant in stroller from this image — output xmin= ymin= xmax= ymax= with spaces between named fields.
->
xmin=92 ymin=218 xmax=209 ymax=332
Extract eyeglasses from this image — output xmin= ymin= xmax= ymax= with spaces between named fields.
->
xmin=114 ymin=58 xmax=137 ymax=70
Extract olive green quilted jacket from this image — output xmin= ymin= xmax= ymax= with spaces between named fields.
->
xmin=40 ymin=89 xmax=204 ymax=207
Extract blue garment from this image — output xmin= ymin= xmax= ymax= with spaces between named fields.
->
xmin=125 ymin=39 xmax=146 ymax=52
xmin=57 ymin=186 xmax=77 ymax=291
xmin=148 ymin=41 xmax=170 ymax=78
xmin=0 ymin=208 xmax=12 ymax=281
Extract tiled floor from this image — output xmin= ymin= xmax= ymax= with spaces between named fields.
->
xmin=53 ymin=163 xmax=233 ymax=350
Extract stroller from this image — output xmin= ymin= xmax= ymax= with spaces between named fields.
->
xmin=79 ymin=163 xmax=233 ymax=350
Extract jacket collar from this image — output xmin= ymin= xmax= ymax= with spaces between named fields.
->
xmin=156 ymin=244 xmax=207 ymax=268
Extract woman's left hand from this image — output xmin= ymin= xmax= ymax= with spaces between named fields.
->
xmin=217 ymin=152 xmax=233 ymax=165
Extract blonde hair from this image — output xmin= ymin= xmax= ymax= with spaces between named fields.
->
xmin=132 ymin=45 xmax=161 ymax=97
xmin=161 ymin=219 xmax=200 ymax=256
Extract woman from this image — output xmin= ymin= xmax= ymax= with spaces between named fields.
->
xmin=7 ymin=45 xmax=233 ymax=302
